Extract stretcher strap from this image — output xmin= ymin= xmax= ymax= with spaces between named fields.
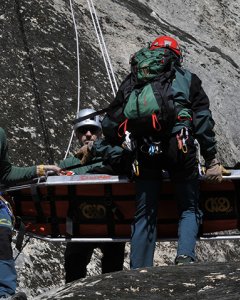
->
xmin=47 ymin=186 xmax=60 ymax=237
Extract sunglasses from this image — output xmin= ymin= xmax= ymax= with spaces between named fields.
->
xmin=77 ymin=126 xmax=100 ymax=135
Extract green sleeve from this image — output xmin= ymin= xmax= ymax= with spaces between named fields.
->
xmin=59 ymin=156 xmax=103 ymax=175
xmin=0 ymin=128 xmax=37 ymax=185
xmin=193 ymin=110 xmax=217 ymax=160
xmin=91 ymin=138 xmax=125 ymax=166
xmin=91 ymin=138 xmax=133 ymax=175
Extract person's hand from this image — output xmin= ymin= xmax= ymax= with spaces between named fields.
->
xmin=37 ymin=165 xmax=61 ymax=176
xmin=75 ymin=142 xmax=93 ymax=165
xmin=205 ymin=158 xmax=231 ymax=183
xmin=221 ymin=165 xmax=231 ymax=176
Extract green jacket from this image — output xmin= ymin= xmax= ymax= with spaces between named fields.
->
xmin=59 ymin=155 xmax=104 ymax=174
xmin=0 ymin=127 xmax=36 ymax=185
xmin=59 ymin=143 xmax=128 ymax=176
xmin=102 ymin=66 xmax=217 ymax=162
xmin=171 ymin=67 xmax=216 ymax=160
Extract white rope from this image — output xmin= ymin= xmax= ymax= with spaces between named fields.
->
xmin=64 ymin=0 xmax=118 ymax=159
xmin=69 ymin=0 xmax=81 ymax=112
xmin=87 ymin=0 xmax=118 ymax=96
xmin=64 ymin=0 xmax=81 ymax=159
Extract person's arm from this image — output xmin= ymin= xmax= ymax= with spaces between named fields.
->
xmin=0 ymin=128 xmax=60 ymax=185
xmin=91 ymin=138 xmax=133 ymax=175
xmin=189 ymin=75 xmax=230 ymax=182
xmin=59 ymin=152 xmax=105 ymax=174
xmin=0 ymin=128 xmax=37 ymax=184
xmin=190 ymin=74 xmax=217 ymax=162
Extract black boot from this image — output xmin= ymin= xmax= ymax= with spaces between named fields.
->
xmin=11 ymin=292 xmax=27 ymax=300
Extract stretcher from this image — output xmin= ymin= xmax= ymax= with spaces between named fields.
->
xmin=2 ymin=170 xmax=240 ymax=242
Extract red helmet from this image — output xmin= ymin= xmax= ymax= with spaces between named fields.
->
xmin=150 ymin=36 xmax=182 ymax=57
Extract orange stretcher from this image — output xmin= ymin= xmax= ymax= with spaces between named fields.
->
xmin=2 ymin=171 xmax=240 ymax=242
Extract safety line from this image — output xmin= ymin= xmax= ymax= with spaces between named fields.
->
xmin=64 ymin=0 xmax=118 ymax=158
xmin=14 ymin=0 xmax=54 ymax=164
xmin=87 ymin=0 xmax=118 ymax=96
xmin=64 ymin=0 xmax=82 ymax=159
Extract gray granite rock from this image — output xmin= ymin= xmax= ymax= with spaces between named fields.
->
xmin=35 ymin=261 xmax=240 ymax=299
xmin=1 ymin=0 xmax=240 ymax=298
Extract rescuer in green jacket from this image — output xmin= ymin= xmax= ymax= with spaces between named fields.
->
xmin=0 ymin=127 xmax=60 ymax=300
xmin=59 ymin=108 xmax=125 ymax=283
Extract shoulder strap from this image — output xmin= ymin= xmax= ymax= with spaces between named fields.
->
xmin=151 ymin=74 xmax=173 ymax=110
xmin=72 ymin=107 xmax=110 ymax=125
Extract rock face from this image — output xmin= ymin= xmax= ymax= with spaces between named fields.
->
xmin=0 ymin=0 xmax=240 ymax=298
xmin=1 ymin=0 xmax=239 ymax=165
xmin=35 ymin=261 xmax=240 ymax=300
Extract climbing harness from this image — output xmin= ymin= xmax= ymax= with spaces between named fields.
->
xmin=0 ymin=194 xmax=15 ymax=228
xmin=0 ymin=194 xmax=29 ymax=259
xmin=176 ymin=127 xmax=189 ymax=153
xmin=140 ymin=137 xmax=163 ymax=156
xmin=132 ymin=136 xmax=163 ymax=177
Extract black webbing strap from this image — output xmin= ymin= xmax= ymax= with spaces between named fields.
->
xmin=30 ymin=184 xmax=44 ymax=221
xmin=14 ymin=216 xmax=26 ymax=252
xmin=72 ymin=107 xmax=110 ymax=125
xmin=233 ymin=179 xmax=240 ymax=230
xmin=47 ymin=186 xmax=60 ymax=237
xmin=66 ymin=185 xmax=79 ymax=236
xmin=104 ymin=184 xmax=116 ymax=236
xmin=14 ymin=217 xmax=31 ymax=262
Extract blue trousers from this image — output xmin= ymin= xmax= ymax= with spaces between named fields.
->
xmin=0 ymin=203 xmax=16 ymax=297
xmin=130 ymin=178 xmax=202 ymax=269
xmin=130 ymin=134 xmax=202 ymax=269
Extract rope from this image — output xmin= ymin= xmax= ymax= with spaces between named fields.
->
xmin=64 ymin=130 xmax=74 ymax=160
xmin=64 ymin=0 xmax=118 ymax=158
xmin=15 ymin=0 xmax=55 ymax=164
xmin=14 ymin=236 xmax=31 ymax=261
xmin=87 ymin=0 xmax=118 ymax=95
xmin=69 ymin=0 xmax=81 ymax=113
xmin=64 ymin=0 xmax=82 ymax=159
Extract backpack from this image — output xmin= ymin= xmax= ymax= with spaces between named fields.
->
xmin=102 ymin=47 xmax=178 ymax=143
xmin=130 ymin=47 xmax=175 ymax=82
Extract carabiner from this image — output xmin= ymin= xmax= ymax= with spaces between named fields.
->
xmin=132 ymin=159 xmax=140 ymax=176
xmin=182 ymin=144 xmax=188 ymax=153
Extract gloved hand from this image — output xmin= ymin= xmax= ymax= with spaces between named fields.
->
xmin=205 ymin=158 xmax=231 ymax=183
xmin=75 ymin=142 xmax=93 ymax=165
xmin=221 ymin=165 xmax=231 ymax=176
xmin=37 ymin=165 xmax=61 ymax=176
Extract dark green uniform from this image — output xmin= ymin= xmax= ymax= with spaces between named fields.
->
xmin=97 ymin=63 xmax=217 ymax=268
xmin=0 ymin=128 xmax=36 ymax=185
xmin=60 ymin=150 xmax=125 ymax=283
xmin=0 ymin=127 xmax=37 ymax=298
xmin=59 ymin=155 xmax=103 ymax=174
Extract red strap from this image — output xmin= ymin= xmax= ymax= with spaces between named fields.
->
xmin=152 ymin=113 xmax=161 ymax=131
xmin=177 ymin=116 xmax=193 ymax=121
xmin=118 ymin=119 xmax=128 ymax=137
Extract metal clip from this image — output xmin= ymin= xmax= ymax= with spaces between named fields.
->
xmin=132 ymin=159 xmax=140 ymax=176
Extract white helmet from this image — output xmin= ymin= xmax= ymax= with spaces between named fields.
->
xmin=73 ymin=108 xmax=102 ymax=133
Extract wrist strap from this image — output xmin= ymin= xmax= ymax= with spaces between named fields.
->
xmin=37 ymin=165 xmax=45 ymax=176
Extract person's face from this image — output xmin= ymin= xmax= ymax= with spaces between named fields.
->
xmin=76 ymin=125 xmax=101 ymax=146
